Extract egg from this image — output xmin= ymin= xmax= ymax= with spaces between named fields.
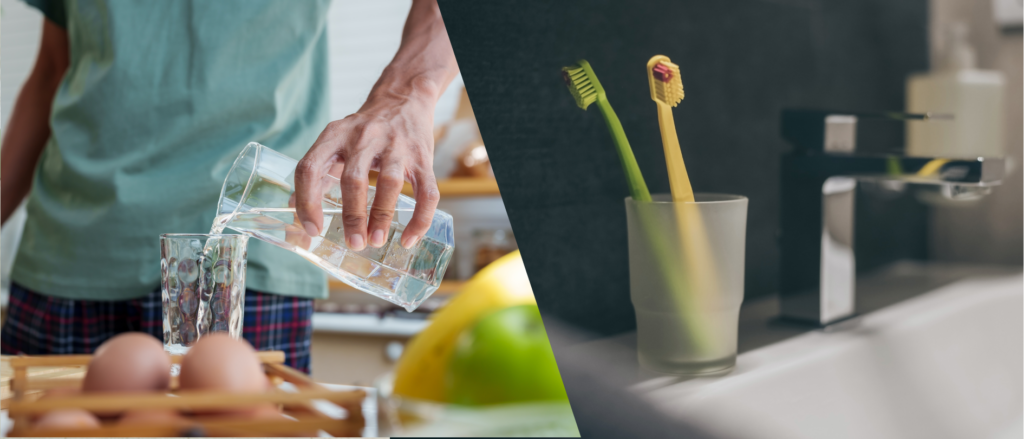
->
xmin=33 ymin=409 xmax=101 ymax=430
xmin=246 ymin=404 xmax=283 ymax=419
xmin=118 ymin=408 xmax=190 ymax=426
xmin=178 ymin=334 xmax=267 ymax=414
xmin=40 ymin=387 xmax=80 ymax=399
xmin=31 ymin=388 xmax=82 ymax=422
xmin=84 ymin=332 xmax=171 ymax=394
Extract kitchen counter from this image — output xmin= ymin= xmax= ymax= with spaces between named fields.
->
xmin=312 ymin=313 xmax=428 ymax=337
xmin=562 ymin=261 xmax=1022 ymax=439
xmin=309 ymin=312 xmax=429 ymax=386
xmin=565 ymin=261 xmax=1021 ymax=385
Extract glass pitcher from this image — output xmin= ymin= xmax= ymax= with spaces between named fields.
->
xmin=216 ymin=142 xmax=454 ymax=311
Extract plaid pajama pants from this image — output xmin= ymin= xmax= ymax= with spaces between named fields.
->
xmin=0 ymin=283 xmax=313 ymax=373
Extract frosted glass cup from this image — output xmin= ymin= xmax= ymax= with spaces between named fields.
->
xmin=161 ymin=234 xmax=248 ymax=355
xmin=216 ymin=142 xmax=454 ymax=311
xmin=625 ymin=194 xmax=748 ymax=376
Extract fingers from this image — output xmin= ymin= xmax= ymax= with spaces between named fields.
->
xmin=402 ymin=168 xmax=440 ymax=249
xmin=294 ymin=140 xmax=339 ymax=238
xmin=284 ymin=194 xmax=311 ymax=249
xmin=340 ymin=152 xmax=375 ymax=251
xmin=327 ymin=161 xmax=346 ymax=180
xmin=367 ymin=159 xmax=405 ymax=248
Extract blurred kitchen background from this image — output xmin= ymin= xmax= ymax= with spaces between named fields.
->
xmin=0 ymin=0 xmax=514 ymax=386
xmin=441 ymin=0 xmax=1022 ymax=336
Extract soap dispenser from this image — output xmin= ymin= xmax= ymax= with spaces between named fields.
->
xmin=906 ymin=22 xmax=1005 ymax=159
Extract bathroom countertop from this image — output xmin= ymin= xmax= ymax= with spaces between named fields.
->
xmin=562 ymin=260 xmax=1022 ymax=387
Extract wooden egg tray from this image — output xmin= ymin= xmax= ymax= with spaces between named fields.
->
xmin=5 ymin=351 xmax=366 ymax=437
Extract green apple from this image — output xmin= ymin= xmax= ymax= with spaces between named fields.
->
xmin=445 ymin=304 xmax=569 ymax=405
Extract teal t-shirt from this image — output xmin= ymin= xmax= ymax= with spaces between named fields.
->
xmin=13 ymin=0 xmax=333 ymax=300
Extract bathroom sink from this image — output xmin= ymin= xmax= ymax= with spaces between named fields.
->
xmin=636 ymin=274 xmax=1022 ymax=439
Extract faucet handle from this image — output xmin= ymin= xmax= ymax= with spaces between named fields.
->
xmin=781 ymin=109 xmax=952 ymax=154
xmin=824 ymin=115 xmax=857 ymax=153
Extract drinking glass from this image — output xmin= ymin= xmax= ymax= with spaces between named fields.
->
xmin=625 ymin=194 xmax=748 ymax=375
xmin=160 ymin=233 xmax=248 ymax=354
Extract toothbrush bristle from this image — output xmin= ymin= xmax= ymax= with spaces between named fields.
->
xmin=651 ymin=61 xmax=684 ymax=107
xmin=562 ymin=64 xmax=597 ymax=110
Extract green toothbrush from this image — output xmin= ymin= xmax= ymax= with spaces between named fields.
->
xmin=562 ymin=60 xmax=652 ymax=202
xmin=562 ymin=59 xmax=716 ymax=358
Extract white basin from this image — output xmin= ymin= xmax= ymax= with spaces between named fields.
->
xmin=637 ymin=274 xmax=1023 ymax=439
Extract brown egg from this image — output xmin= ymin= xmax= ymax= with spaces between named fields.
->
xmin=33 ymin=409 xmax=101 ymax=430
xmin=247 ymin=404 xmax=282 ymax=418
xmin=118 ymin=408 xmax=190 ymax=426
xmin=84 ymin=332 xmax=171 ymax=394
xmin=30 ymin=388 xmax=82 ymax=422
xmin=179 ymin=334 xmax=267 ymax=414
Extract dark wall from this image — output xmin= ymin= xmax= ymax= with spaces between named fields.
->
xmin=440 ymin=0 xmax=929 ymax=335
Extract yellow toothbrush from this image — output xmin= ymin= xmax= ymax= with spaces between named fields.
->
xmin=647 ymin=55 xmax=694 ymax=202
xmin=647 ymin=55 xmax=721 ymax=357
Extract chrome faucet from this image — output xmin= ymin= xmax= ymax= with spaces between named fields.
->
xmin=778 ymin=109 xmax=1005 ymax=325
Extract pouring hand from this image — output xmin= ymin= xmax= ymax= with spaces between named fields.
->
xmin=293 ymin=0 xmax=457 ymax=250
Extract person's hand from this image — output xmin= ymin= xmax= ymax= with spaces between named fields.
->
xmin=284 ymin=194 xmax=313 ymax=250
xmin=294 ymin=81 xmax=441 ymax=251
xmin=294 ymin=0 xmax=457 ymax=252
